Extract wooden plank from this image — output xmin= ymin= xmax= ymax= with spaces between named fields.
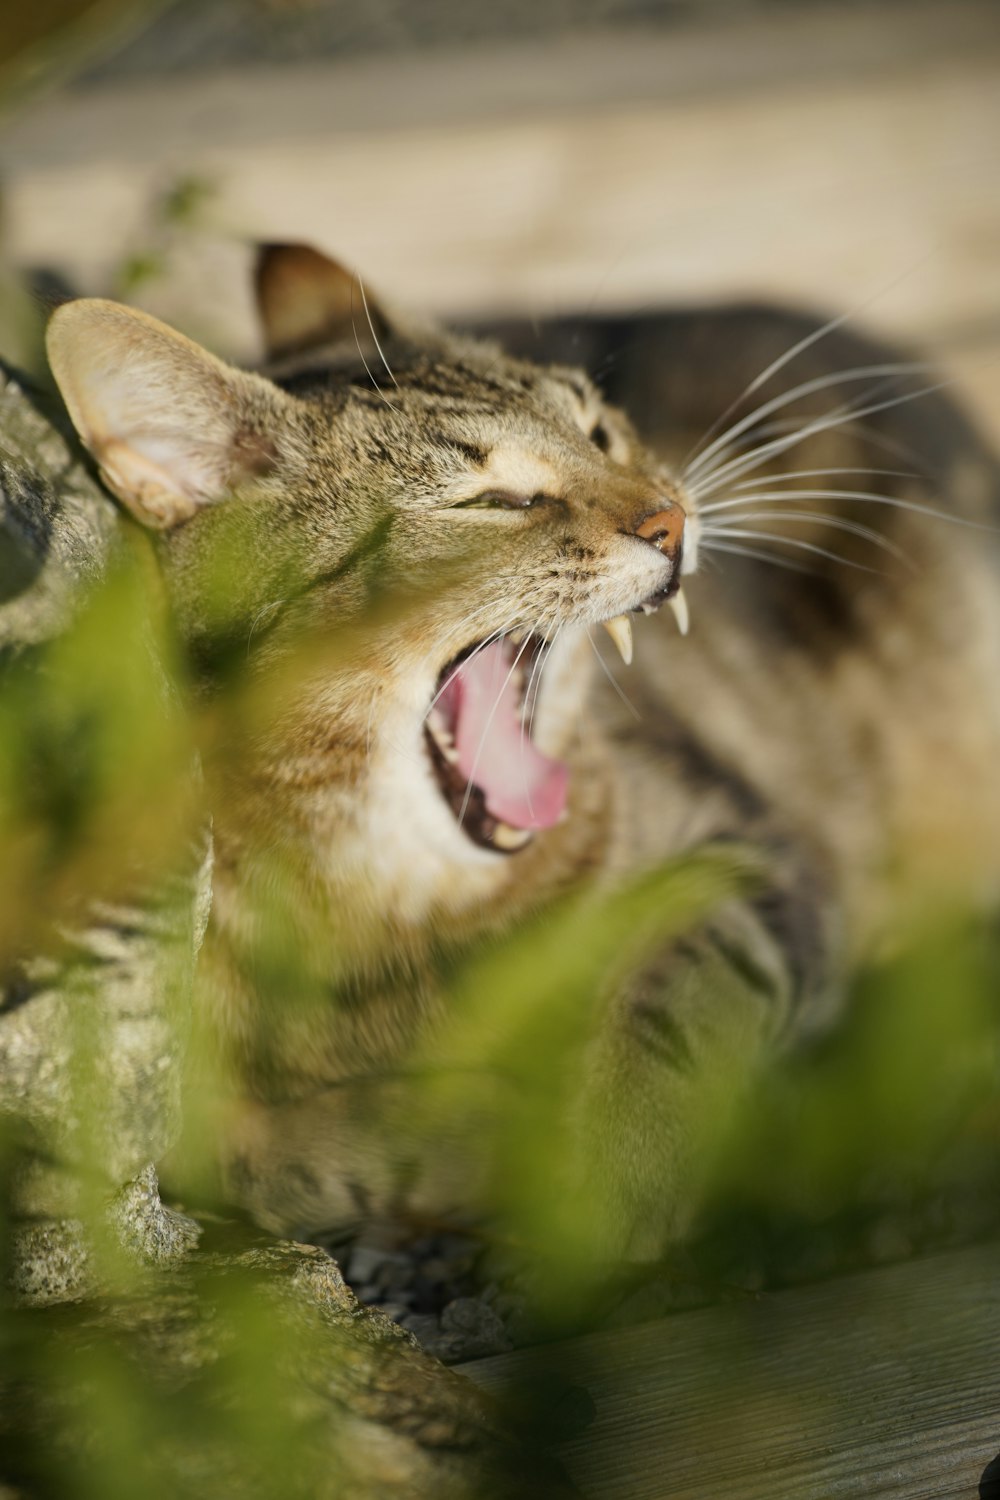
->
xmin=7 ymin=3 xmax=1000 ymax=162
xmin=1 ymin=7 xmax=998 ymax=362
xmin=462 ymin=1245 xmax=1000 ymax=1499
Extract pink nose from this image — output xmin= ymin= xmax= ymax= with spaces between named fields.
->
xmin=635 ymin=504 xmax=685 ymax=555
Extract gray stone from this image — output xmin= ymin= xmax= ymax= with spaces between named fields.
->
xmin=108 ymin=1163 xmax=202 ymax=1265
xmin=10 ymin=1164 xmax=201 ymax=1307
xmin=0 ymin=363 xmax=119 ymax=654
xmin=374 ymin=1301 xmax=412 ymax=1323
xmin=8 ymin=1217 xmax=92 ymax=1306
xmin=375 ymin=1256 xmax=416 ymax=1294
xmin=1 ymin=1229 xmax=579 ymax=1498
xmin=439 ymin=1297 xmax=513 ymax=1359
xmin=349 ymin=1244 xmax=390 ymax=1283
xmin=0 ymin=359 xmax=209 ymax=1299
xmin=400 ymin=1312 xmax=443 ymax=1344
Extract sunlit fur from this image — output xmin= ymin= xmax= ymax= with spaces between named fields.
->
xmin=47 ymin=266 xmax=1000 ymax=1253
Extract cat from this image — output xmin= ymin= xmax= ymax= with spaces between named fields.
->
xmin=45 ymin=244 xmax=1000 ymax=1263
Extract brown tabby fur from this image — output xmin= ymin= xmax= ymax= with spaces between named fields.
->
xmin=46 ymin=249 xmax=1000 ymax=1258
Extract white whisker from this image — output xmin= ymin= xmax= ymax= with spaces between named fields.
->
xmin=358 ymin=274 xmax=399 ymax=391
xmin=711 ymin=414 xmax=933 ymax=476
xmin=586 ymin=626 xmax=642 ymax=720
xmin=731 ymin=465 xmax=920 ymax=490
xmin=350 ymin=278 xmax=399 ymax=414
xmin=689 ymin=378 xmax=953 ymax=502
xmin=521 ymin=617 xmax=563 ymax=818
xmin=703 ymin=527 xmax=881 ymax=573
xmin=699 ymin=538 xmax=821 ymax=577
xmin=246 ymin=598 xmax=284 ymax=656
xmin=678 ymin=253 xmax=938 ymax=473
xmin=703 ymin=509 xmax=910 ymax=564
xmin=422 ymin=616 xmax=517 ymax=725
xmin=523 ymin=620 xmax=554 ymax=744
xmin=701 ymin=485 xmax=998 ymax=533
xmin=684 ymin=363 xmax=927 ymax=488
xmin=457 ymin=632 xmax=535 ymax=830
xmin=687 ymin=372 xmax=912 ymax=496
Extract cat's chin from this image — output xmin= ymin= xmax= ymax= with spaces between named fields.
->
xmin=423 ymin=631 xmax=569 ymax=855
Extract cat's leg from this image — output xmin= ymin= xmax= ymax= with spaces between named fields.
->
xmin=567 ymin=853 xmax=838 ymax=1262
xmin=218 ymin=1072 xmax=513 ymax=1239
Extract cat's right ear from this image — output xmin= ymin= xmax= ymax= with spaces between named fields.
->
xmin=255 ymin=242 xmax=392 ymax=361
xmin=47 ymin=299 xmax=290 ymax=530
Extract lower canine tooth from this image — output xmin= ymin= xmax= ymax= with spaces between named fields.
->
xmin=492 ymin=822 xmax=533 ymax=851
xmin=668 ymin=589 xmax=690 ymax=636
xmin=602 ymin=614 xmax=633 ymax=665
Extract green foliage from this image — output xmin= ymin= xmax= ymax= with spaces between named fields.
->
xmin=1 ymin=1267 xmax=344 ymax=1500
xmin=417 ymin=846 xmax=757 ymax=1301
xmin=0 ymin=540 xmax=194 ymax=961
xmin=1 ymin=511 xmax=998 ymax=1493
xmin=112 ymin=175 xmax=219 ymax=302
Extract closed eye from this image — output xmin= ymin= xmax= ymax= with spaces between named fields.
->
xmin=589 ymin=422 xmax=611 ymax=453
xmin=448 ymin=490 xmax=550 ymax=511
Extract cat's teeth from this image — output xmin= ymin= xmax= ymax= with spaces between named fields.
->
xmin=668 ymin=589 xmax=690 ymax=637
xmin=602 ymin=614 xmax=633 ymax=665
xmin=427 ymin=710 xmax=459 ymax=763
xmin=492 ymin=821 xmax=533 ymax=851
xmin=508 ymin=629 xmax=527 ymax=646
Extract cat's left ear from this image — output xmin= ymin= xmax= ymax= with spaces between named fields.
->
xmin=47 ymin=298 xmax=291 ymax=530
xmin=255 ymin=242 xmax=394 ymax=361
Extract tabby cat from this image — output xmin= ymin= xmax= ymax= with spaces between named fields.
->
xmin=45 ymin=245 xmax=1000 ymax=1260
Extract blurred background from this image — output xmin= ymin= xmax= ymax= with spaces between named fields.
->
xmin=0 ymin=0 xmax=998 ymax=443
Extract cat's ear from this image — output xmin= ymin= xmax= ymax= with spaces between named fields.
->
xmin=255 ymin=242 xmax=392 ymax=361
xmin=46 ymin=298 xmax=288 ymax=530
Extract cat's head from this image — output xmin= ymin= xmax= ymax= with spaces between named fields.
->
xmin=46 ymin=246 xmax=696 ymax=922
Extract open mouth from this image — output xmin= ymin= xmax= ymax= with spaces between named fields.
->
xmin=424 ymin=587 xmax=689 ymax=855
xmin=424 ymin=634 xmax=569 ymax=854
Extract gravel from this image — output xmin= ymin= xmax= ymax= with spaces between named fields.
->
xmin=314 ymin=1169 xmax=1000 ymax=1365
xmin=317 ymin=1230 xmax=516 ymax=1364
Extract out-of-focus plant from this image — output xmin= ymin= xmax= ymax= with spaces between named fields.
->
xmin=113 ymin=174 xmax=218 ymax=301
xmin=691 ymin=919 xmax=1000 ymax=1285
xmin=0 ymin=1 xmax=176 ymax=117
xmin=2 ymin=377 xmax=999 ymax=1493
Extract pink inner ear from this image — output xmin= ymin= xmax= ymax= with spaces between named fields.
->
xmin=46 ymin=296 xmax=284 ymax=532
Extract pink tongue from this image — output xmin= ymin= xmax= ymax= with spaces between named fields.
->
xmin=447 ymin=641 xmax=568 ymax=831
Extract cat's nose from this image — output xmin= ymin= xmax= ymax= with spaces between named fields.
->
xmin=634 ymin=503 xmax=685 ymax=557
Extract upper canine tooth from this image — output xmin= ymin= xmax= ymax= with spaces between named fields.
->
xmin=668 ymin=589 xmax=690 ymax=637
xmin=427 ymin=710 xmax=459 ymax=763
xmin=602 ymin=614 xmax=633 ymax=665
